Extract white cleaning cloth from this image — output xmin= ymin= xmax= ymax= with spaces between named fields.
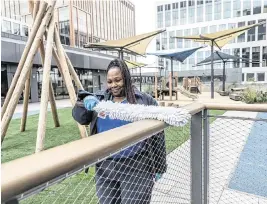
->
xmin=93 ymin=101 xmax=191 ymax=127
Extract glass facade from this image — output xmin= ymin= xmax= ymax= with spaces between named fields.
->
xmin=155 ymin=0 xmax=267 ymax=82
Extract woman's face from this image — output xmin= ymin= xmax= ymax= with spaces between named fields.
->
xmin=107 ymin=67 xmax=124 ymax=97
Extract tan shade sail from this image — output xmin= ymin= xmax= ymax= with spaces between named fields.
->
xmin=84 ymin=29 xmax=165 ymax=55
xmin=174 ymin=23 xmax=263 ymax=48
xmin=125 ymin=60 xmax=147 ymax=69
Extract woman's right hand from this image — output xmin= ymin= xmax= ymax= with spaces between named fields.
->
xmin=83 ymin=95 xmax=100 ymax=111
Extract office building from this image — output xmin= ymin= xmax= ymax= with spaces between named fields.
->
xmin=155 ymin=0 xmax=267 ymax=85
xmin=1 ymin=0 xmax=136 ymax=103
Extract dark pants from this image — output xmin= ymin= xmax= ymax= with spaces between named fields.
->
xmin=95 ymin=154 xmax=155 ymax=204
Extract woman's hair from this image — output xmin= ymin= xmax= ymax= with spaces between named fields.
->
xmin=107 ymin=59 xmax=136 ymax=104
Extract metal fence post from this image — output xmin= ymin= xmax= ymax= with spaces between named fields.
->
xmin=203 ymin=109 xmax=210 ymax=204
xmin=191 ymin=111 xmax=203 ymax=204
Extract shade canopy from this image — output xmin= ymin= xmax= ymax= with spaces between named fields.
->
xmin=84 ymin=29 xmax=165 ymax=56
xmin=174 ymin=23 xmax=263 ymax=49
xmin=195 ymin=51 xmax=250 ymax=65
xmin=147 ymin=46 xmax=204 ymax=63
xmin=124 ymin=60 xmax=147 ymax=69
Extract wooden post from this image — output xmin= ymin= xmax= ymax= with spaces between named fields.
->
xmin=54 ymin=26 xmax=88 ymax=139
xmin=20 ymin=0 xmax=40 ymax=132
xmin=39 ymin=41 xmax=60 ymax=128
xmin=1 ymin=1 xmax=47 ymax=119
xmin=49 ymin=80 xmax=60 ymax=127
xmin=1 ymin=3 xmax=55 ymax=141
xmin=36 ymin=13 xmax=55 ymax=153
xmin=20 ymin=69 xmax=32 ymax=132
xmin=155 ymin=72 xmax=158 ymax=100
xmin=64 ymin=52 xmax=84 ymax=90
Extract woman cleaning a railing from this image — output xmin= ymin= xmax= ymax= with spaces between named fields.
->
xmin=72 ymin=58 xmax=167 ymax=204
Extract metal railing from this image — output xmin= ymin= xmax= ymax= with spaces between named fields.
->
xmin=1 ymin=103 xmax=267 ymax=204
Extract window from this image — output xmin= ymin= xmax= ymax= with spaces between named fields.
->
xmin=169 ymin=31 xmax=175 ymax=49
xmin=205 ymin=0 xmax=212 ymax=21
xmin=180 ymin=1 xmax=187 ymax=25
xmin=176 ymin=30 xmax=183 ymax=48
xmin=252 ymin=47 xmax=260 ymax=67
xmin=21 ymin=25 xmax=28 ymax=37
xmin=157 ymin=5 xmax=163 ymax=12
xmin=242 ymin=48 xmax=250 ymax=67
xmin=189 ymin=53 xmax=196 ymax=69
xmin=2 ymin=20 xmax=11 ymax=33
xmin=243 ymin=0 xmax=251 ymax=16
xmin=197 ymin=0 xmax=204 ymax=22
xmin=237 ymin=22 xmax=245 ymax=42
xmin=228 ymin=23 xmax=236 ymax=43
xmin=201 ymin=26 xmax=208 ymax=34
xmin=214 ymin=0 xmax=222 ymax=20
xmin=172 ymin=4 xmax=179 ymax=26
xmin=247 ymin=20 xmax=256 ymax=41
xmin=233 ymin=48 xmax=240 ymax=68
xmin=157 ymin=12 xmax=163 ymax=28
xmin=247 ymin=73 xmax=255 ymax=82
xmin=233 ymin=0 xmax=241 ymax=17
xmin=192 ymin=28 xmax=199 ymax=47
xmin=258 ymin=19 xmax=266 ymax=41
xmin=197 ymin=51 xmax=204 ymax=69
xmin=263 ymin=47 xmax=267 ymax=67
xmin=218 ymin=24 xmax=226 ymax=31
xmin=161 ymin=32 xmax=167 ymax=50
xmin=264 ymin=0 xmax=267 ymax=13
xmin=242 ymin=73 xmax=244 ymax=82
xmin=253 ymin=0 xmax=261 ymax=14
xmin=223 ymin=0 xmax=231 ymax=18
xmin=188 ymin=1 xmax=195 ymax=24
xmin=156 ymin=36 xmax=160 ymax=50
xmin=184 ymin=29 xmax=191 ymax=48
xmin=257 ymin=73 xmax=265 ymax=82
xmin=210 ymin=25 xmax=217 ymax=33
xmin=165 ymin=4 xmax=171 ymax=27
xmin=12 ymin=22 xmax=20 ymax=35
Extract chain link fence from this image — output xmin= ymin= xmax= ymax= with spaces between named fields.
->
xmin=20 ymin=125 xmax=191 ymax=204
xmin=5 ymin=109 xmax=267 ymax=204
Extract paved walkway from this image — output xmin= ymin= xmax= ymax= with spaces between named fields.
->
xmin=151 ymin=111 xmax=267 ymax=204
xmin=13 ymin=99 xmax=72 ymax=119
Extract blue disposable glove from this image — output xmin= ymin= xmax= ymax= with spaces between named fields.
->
xmin=155 ymin=173 xmax=162 ymax=182
xmin=83 ymin=95 xmax=100 ymax=111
